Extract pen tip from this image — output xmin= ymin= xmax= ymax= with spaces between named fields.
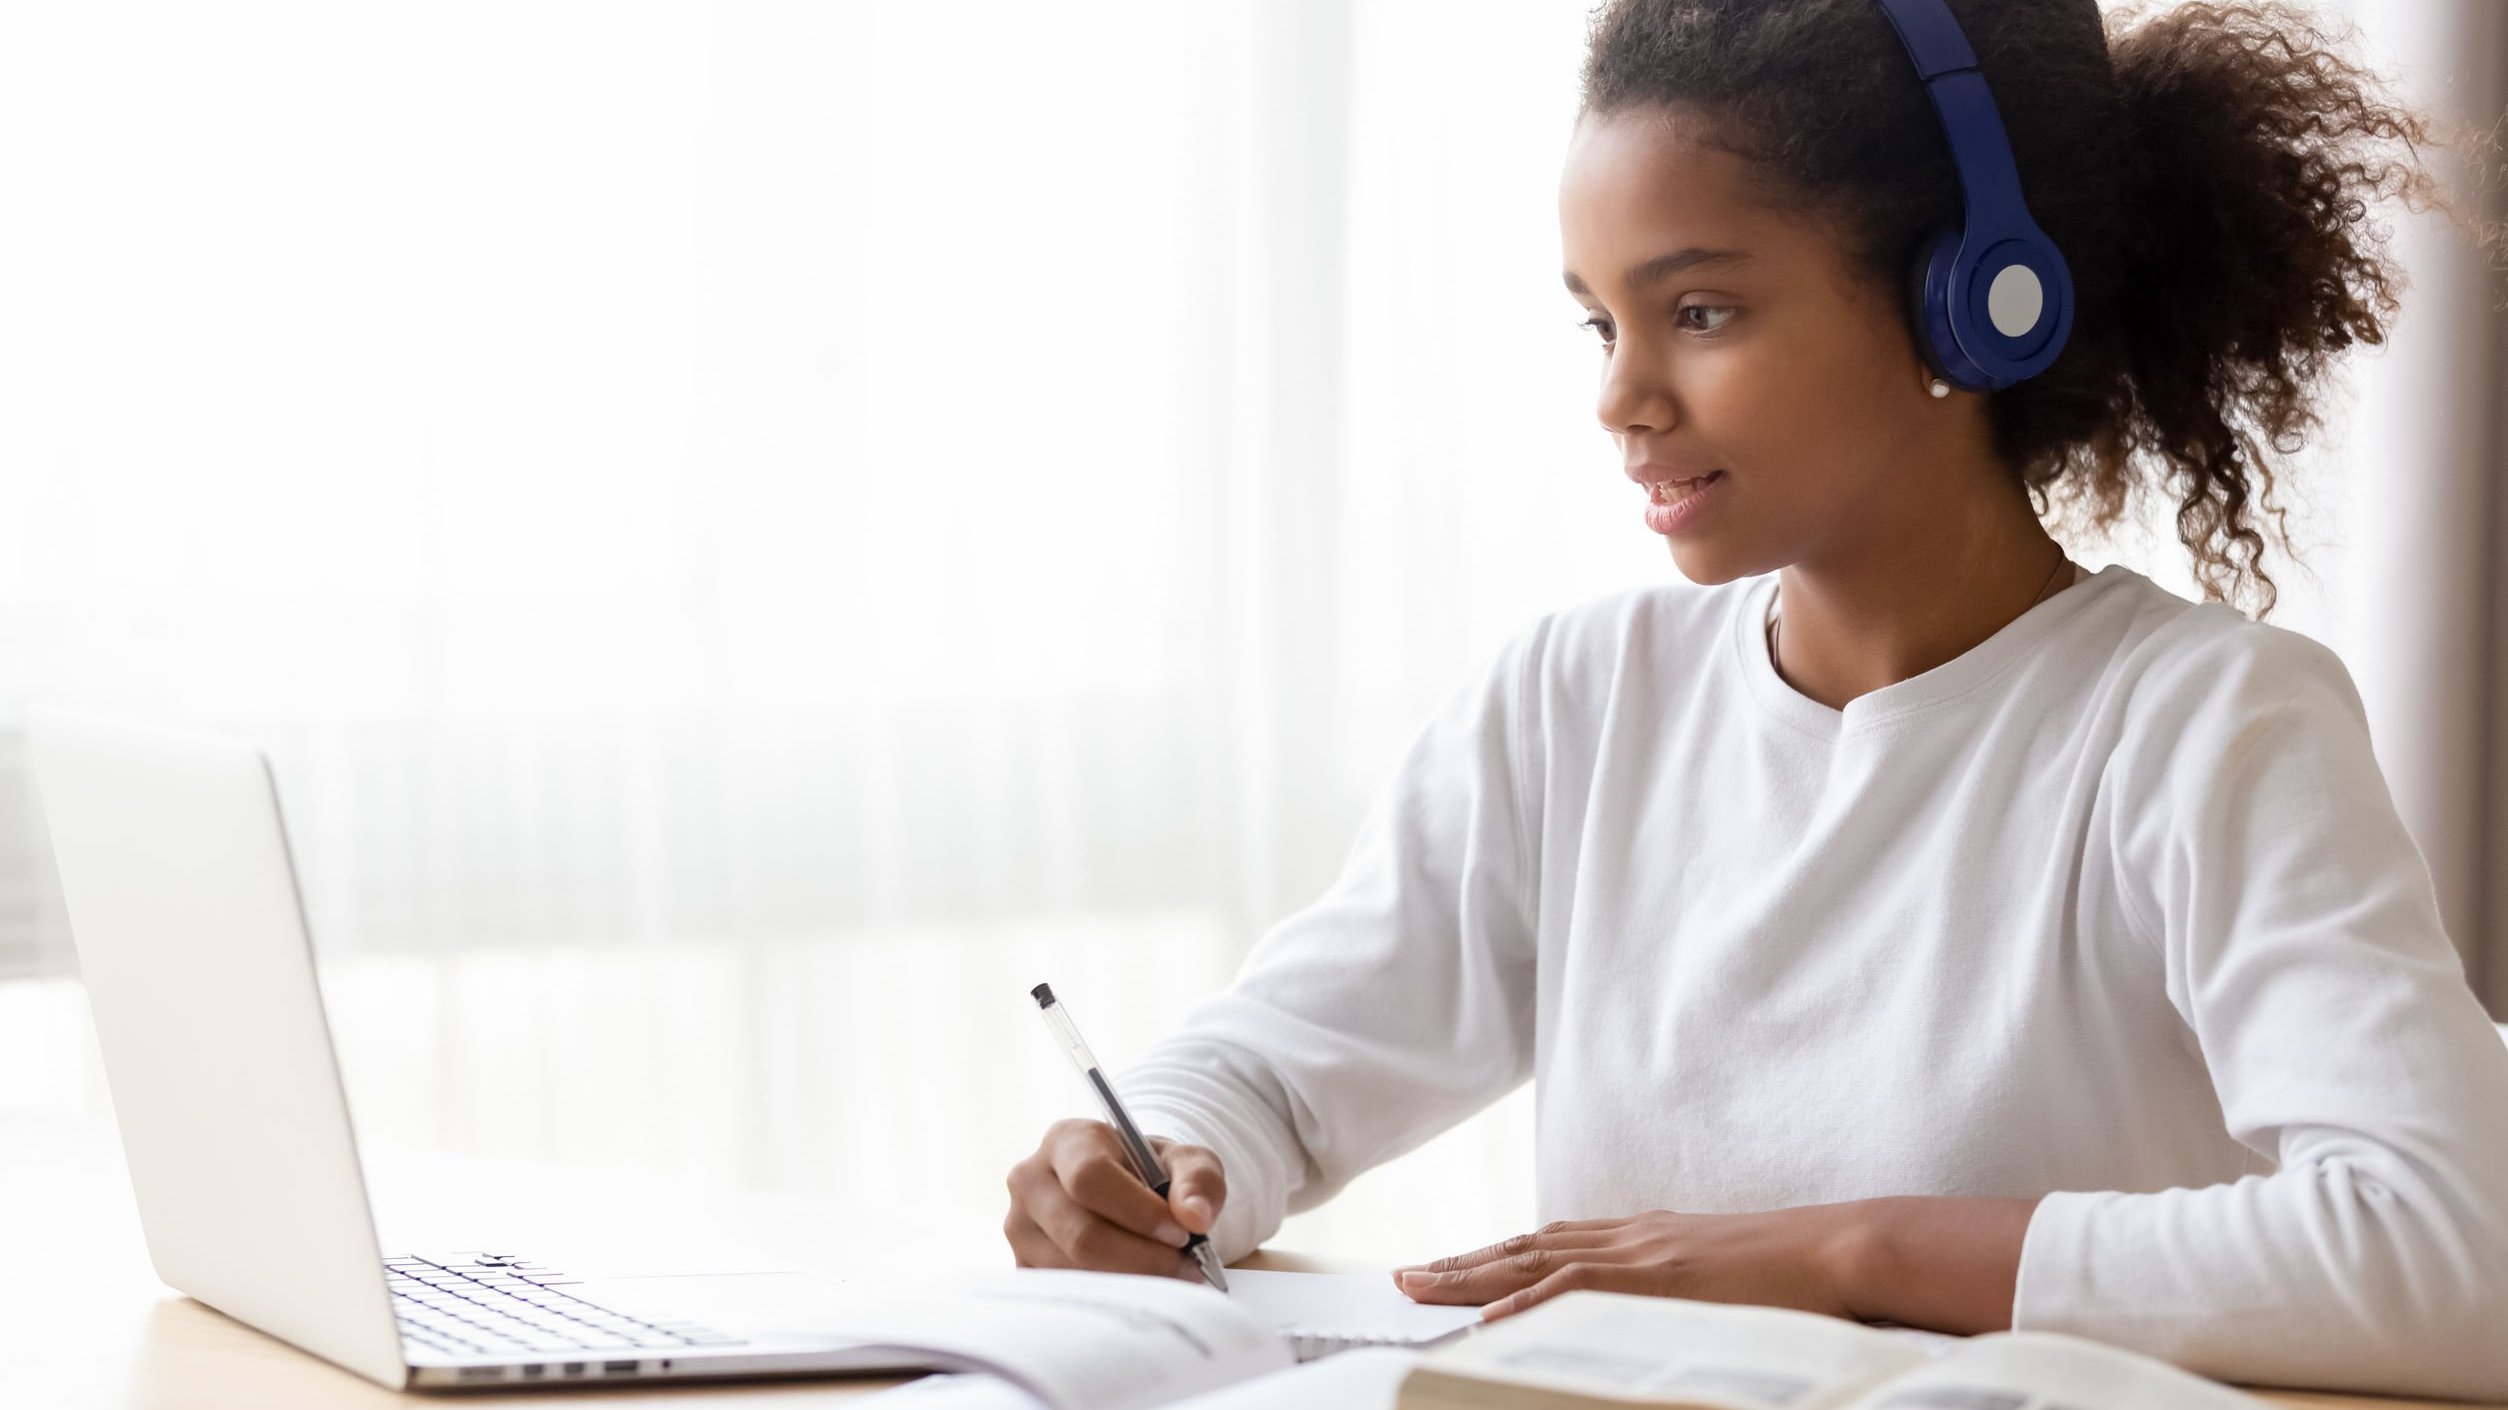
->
xmin=1030 ymin=983 xmax=1055 ymax=1006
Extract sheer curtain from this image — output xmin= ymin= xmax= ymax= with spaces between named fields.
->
xmin=0 ymin=0 xmax=2494 ymax=1260
xmin=0 ymin=0 xmax=1621 ymax=1258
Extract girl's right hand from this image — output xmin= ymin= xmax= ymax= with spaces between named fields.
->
xmin=1003 ymin=1117 xmax=1228 ymax=1278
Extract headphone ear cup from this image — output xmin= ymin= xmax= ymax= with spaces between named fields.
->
xmin=1905 ymin=227 xmax=1960 ymax=387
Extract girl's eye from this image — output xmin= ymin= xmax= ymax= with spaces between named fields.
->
xmin=1575 ymin=306 xmax=1736 ymax=347
xmin=1679 ymin=304 xmax=1737 ymax=334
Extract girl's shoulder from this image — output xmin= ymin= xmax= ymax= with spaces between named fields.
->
xmin=2083 ymin=566 xmax=2365 ymax=734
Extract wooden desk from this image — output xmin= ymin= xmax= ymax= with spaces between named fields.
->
xmin=2 ymin=1114 xmax=2488 ymax=1409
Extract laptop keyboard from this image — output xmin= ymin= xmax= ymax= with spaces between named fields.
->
xmin=386 ymin=1252 xmax=748 ymax=1359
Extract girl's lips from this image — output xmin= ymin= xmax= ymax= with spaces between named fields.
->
xmin=1641 ymin=470 xmax=1725 ymax=535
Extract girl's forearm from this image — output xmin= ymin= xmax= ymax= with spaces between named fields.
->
xmin=1835 ymin=1194 xmax=2042 ymax=1334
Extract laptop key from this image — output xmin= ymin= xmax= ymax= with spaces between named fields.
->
xmin=389 ymin=1254 xmax=746 ymax=1356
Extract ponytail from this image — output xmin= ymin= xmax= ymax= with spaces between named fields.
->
xmin=2050 ymin=0 xmax=2487 ymax=616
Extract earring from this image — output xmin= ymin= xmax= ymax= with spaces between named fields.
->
xmin=1926 ymin=377 xmax=1951 ymax=399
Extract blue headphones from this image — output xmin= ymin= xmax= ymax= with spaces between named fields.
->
xmin=1872 ymin=0 xmax=2074 ymax=391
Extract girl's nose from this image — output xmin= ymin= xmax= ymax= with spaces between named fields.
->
xmin=1596 ymin=344 xmax=1673 ymax=437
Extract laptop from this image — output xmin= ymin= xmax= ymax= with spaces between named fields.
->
xmin=27 ymin=706 xmax=937 ymax=1391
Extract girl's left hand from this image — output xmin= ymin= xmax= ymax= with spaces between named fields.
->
xmin=1392 ymin=1205 xmax=1866 ymax=1323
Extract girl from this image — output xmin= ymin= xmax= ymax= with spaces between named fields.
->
xmin=1002 ymin=0 xmax=2508 ymax=1399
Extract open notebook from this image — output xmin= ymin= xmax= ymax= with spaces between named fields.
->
xmin=1224 ymin=1270 xmax=1486 ymax=1360
xmin=844 ymin=1268 xmax=1482 ymax=1410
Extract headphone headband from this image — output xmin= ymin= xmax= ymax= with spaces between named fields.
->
xmin=1870 ymin=0 xmax=2074 ymax=390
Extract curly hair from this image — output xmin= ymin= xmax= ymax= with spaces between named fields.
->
xmin=1577 ymin=0 xmax=2504 ymax=618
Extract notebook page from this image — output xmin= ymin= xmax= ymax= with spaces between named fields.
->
xmin=864 ymin=1373 xmax=1052 ymax=1409
xmin=1224 ymin=1271 xmax=1485 ymax=1359
xmin=1165 ymin=1347 xmax=1426 ymax=1408
xmin=836 ymin=1268 xmax=1294 ymax=1410
xmin=875 ymin=1347 xmax=1428 ymax=1410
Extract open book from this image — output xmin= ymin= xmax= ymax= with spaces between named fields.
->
xmin=845 ymin=1268 xmax=1482 ymax=1410
xmin=1396 ymin=1290 xmax=2266 ymax=1410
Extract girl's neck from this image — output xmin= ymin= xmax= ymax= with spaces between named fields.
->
xmin=1765 ymin=489 xmax=2073 ymax=712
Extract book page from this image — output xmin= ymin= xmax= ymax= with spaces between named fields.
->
xmin=1872 ymin=1326 xmax=1968 ymax=1359
xmin=1837 ymin=1331 xmax=2266 ymax=1410
xmin=836 ymin=1268 xmax=1294 ymax=1410
xmin=1404 ymin=1291 xmax=1931 ymax=1410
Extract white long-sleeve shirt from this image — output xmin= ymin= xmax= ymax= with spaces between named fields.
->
xmin=1114 ymin=563 xmax=2508 ymax=1402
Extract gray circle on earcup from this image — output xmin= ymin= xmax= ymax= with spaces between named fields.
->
xmin=1987 ymin=264 xmax=2044 ymax=338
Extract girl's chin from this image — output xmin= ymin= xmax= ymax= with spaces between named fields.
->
xmin=1661 ymin=540 xmax=1758 ymax=588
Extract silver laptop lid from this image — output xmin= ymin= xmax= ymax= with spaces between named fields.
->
xmin=28 ymin=707 xmax=408 ymax=1391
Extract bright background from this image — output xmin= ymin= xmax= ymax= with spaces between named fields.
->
xmin=1 ymin=0 xmax=2499 ymax=1265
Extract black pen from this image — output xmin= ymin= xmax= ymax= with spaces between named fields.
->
xmin=1029 ymin=982 xmax=1229 ymax=1293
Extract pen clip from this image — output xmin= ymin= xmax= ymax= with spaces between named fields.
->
xmin=1033 ymin=983 xmax=1170 ymax=1192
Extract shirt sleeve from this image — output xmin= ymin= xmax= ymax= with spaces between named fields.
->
xmin=1110 ymin=615 xmax=1549 ymax=1264
xmin=2013 ymin=623 xmax=2508 ymax=1402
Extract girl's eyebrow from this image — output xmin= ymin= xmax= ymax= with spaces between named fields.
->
xmin=1563 ymin=246 xmax=1753 ymax=297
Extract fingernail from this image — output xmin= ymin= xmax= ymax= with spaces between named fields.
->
xmin=1155 ymin=1220 xmax=1189 ymax=1246
xmin=1398 ymin=1271 xmax=1431 ymax=1290
xmin=1185 ymin=1196 xmax=1212 ymax=1221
